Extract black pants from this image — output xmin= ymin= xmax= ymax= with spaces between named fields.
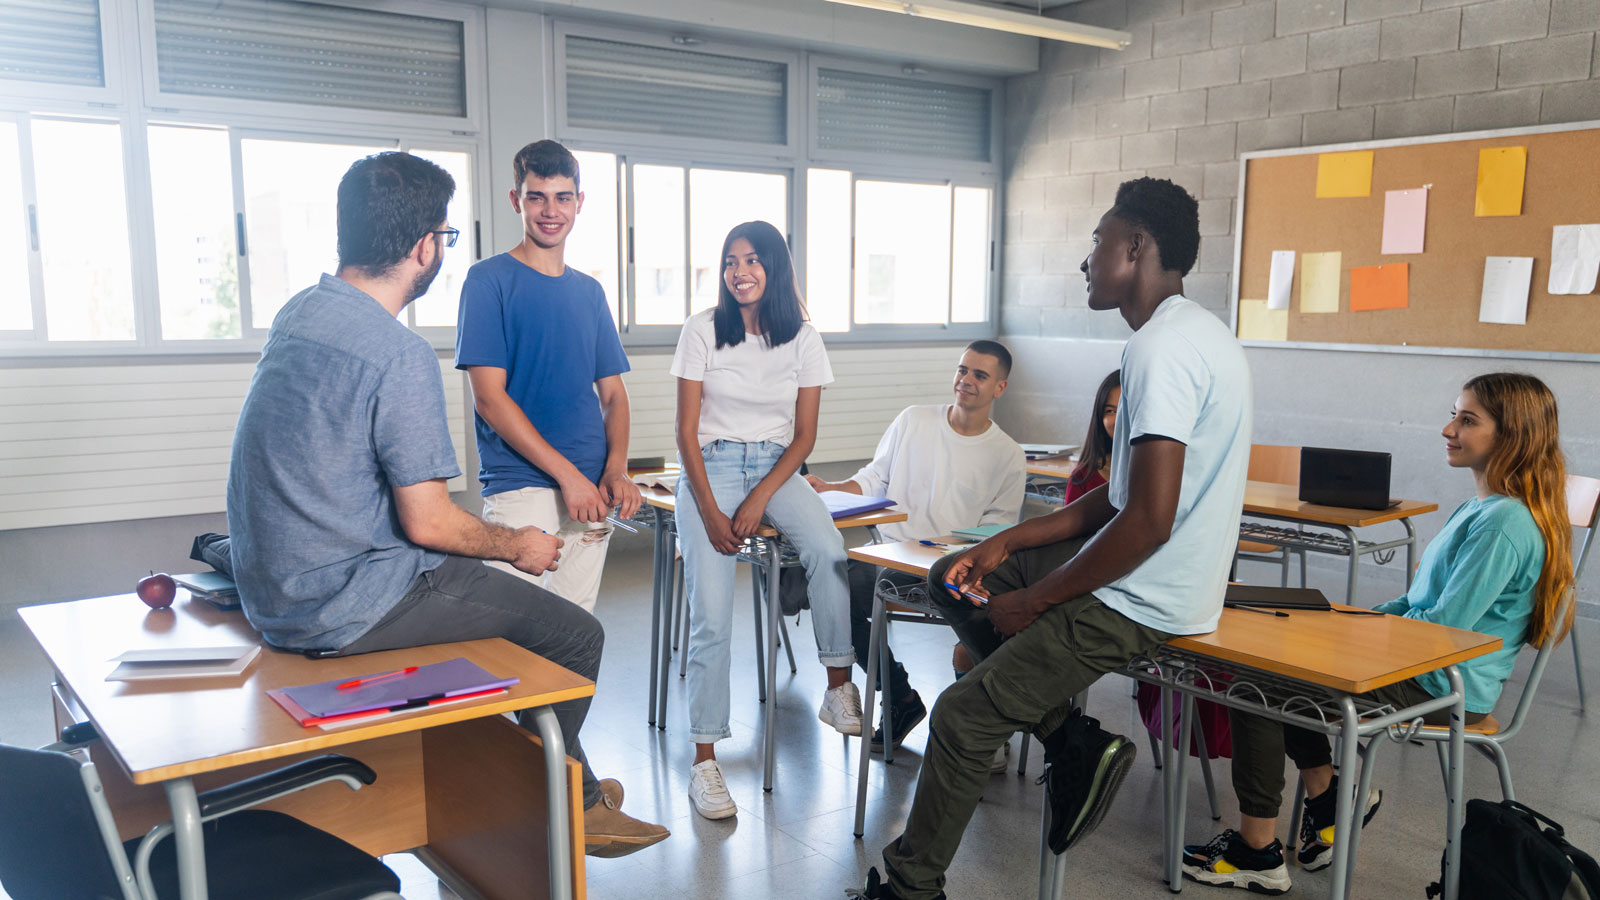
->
xmin=337 ymin=554 xmax=605 ymax=809
xmin=848 ymin=559 xmax=924 ymax=702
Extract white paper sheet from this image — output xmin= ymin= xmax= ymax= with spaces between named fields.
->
xmin=1548 ymin=224 xmax=1600 ymax=295
xmin=1267 ymin=250 xmax=1295 ymax=310
xmin=1479 ymin=257 xmax=1534 ymax=325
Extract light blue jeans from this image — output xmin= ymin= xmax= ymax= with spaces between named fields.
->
xmin=676 ymin=440 xmax=853 ymax=744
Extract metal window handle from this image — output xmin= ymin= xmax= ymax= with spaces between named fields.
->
xmin=27 ymin=204 xmax=38 ymax=251
xmin=235 ymin=212 xmax=248 ymax=257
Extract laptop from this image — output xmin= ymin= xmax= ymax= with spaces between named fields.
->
xmin=1298 ymin=447 xmax=1400 ymax=510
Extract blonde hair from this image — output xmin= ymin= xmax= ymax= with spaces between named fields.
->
xmin=1463 ymin=373 xmax=1573 ymax=647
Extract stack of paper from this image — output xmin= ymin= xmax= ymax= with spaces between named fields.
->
xmin=1019 ymin=443 xmax=1078 ymax=460
xmin=268 ymin=657 xmax=517 ymax=728
xmin=816 ymin=491 xmax=895 ymax=518
xmin=107 ymin=644 xmax=261 ymax=682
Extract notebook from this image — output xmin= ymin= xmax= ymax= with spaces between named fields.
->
xmin=1019 ymin=442 xmax=1078 ymax=459
xmin=1298 ymin=447 xmax=1401 ymax=510
xmin=275 ymin=657 xmax=519 ymax=720
xmin=950 ymin=523 xmax=1009 ymax=540
xmin=816 ymin=491 xmax=894 ymax=518
xmin=107 ymin=644 xmax=261 ymax=682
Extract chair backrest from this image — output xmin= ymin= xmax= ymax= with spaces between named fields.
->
xmin=0 ymin=744 xmax=138 ymax=900
xmin=1498 ymin=587 xmax=1577 ymax=741
xmin=1568 ymin=474 xmax=1600 ymax=585
xmin=1248 ymin=444 xmax=1301 ymax=485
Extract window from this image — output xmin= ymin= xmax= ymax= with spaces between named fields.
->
xmin=689 ymin=168 xmax=787 ymax=315
xmin=0 ymin=123 xmax=30 ymax=332
xmin=565 ymin=150 xmax=621 ymax=325
xmin=149 ymin=125 xmax=239 ymax=340
xmin=33 ymin=118 xmax=135 ymax=341
xmin=406 ymin=148 xmax=474 ymax=329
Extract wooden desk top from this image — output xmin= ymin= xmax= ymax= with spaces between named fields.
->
xmin=1243 ymin=480 xmax=1438 ymax=527
xmin=20 ymin=594 xmax=595 ymax=785
xmin=641 ymin=489 xmax=909 ymax=533
xmin=1025 ymin=456 xmax=1080 ymax=479
xmin=845 ymin=539 xmax=1499 ymax=695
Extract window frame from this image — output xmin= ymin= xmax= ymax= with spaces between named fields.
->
xmin=0 ymin=0 xmax=128 ymax=106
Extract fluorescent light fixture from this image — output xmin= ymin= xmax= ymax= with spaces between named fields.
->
xmin=824 ymin=0 xmax=1133 ymax=50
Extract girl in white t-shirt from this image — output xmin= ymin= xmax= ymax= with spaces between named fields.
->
xmin=670 ymin=220 xmax=860 ymax=820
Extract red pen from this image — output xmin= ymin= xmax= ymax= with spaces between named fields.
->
xmin=337 ymin=666 xmax=418 ymax=691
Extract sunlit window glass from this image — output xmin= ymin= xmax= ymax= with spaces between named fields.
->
xmin=804 ymin=168 xmax=851 ymax=333
xmin=33 ymin=119 xmax=136 ymax=340
xmin=632 ymin=164 xmax=686 ymax=326
xmin=0 ymin=123 xmax=30 ymax=332
xmin=853 ymin=180 xmax=951 ymax=325
xmin=149 ymin=125 xmax=240 ymax=340
xmin=408 ymin=148 xmax=474 ymax=328
xmin=565 ymin=150 xmax=620 ymax=326
xmin=689 ymin=168 xmax=787 ymax=316
xmin=951 ymin=186 xmax=990 ymax=324
xmin=242 ymin=139 xmax=388 ymax=328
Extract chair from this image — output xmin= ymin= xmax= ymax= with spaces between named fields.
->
xmin=1565 ymin=474 xmax=1599 ymax=711
xmin=1235 ymin=444 xmax=1305 ymax=587
xmin=0 ymin=735 xmax=403 ymax=900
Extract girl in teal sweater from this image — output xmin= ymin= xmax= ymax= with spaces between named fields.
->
xmin=1184 ymin=372 xmax=1574 ymax=895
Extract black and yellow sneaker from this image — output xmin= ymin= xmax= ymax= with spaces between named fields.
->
xmin=1039 ymin=708 xmax=1136 ymax=853
xmin=1296 ymin=778 xmax=1382 ymax=871
xmin=1182 ymin=830 xmax=1292 ymax=894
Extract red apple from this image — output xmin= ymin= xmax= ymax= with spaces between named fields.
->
xmin=137 ymin=572 xmax=176 ymax=609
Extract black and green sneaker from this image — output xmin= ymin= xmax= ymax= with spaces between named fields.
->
xmin=1039 ymin=709 xmax=1136 ymax=853
xmin=1296 ymin=778 xmax=1382 ymax=871
xmin=1182 ymin=830 xmax=1292 ymax=894
xmin=845 ymin=866 xmax=944 ymax=900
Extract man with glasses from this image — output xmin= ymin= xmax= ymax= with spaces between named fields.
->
xmin=455 ymin=139 xmax=639 ymax=613
xmin=227 ymin=151 xmax=670 ymax=859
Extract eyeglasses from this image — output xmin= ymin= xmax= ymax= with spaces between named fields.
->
xmin=429 ymin=227 xmax=460 ymax=248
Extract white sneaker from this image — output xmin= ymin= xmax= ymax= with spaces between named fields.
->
xmin=990 ymin=739 xmax=1012 ymax=775
xmin=819 ymin=682 xmax=864 ymax=735
xmin=689 ymin=760 xmax=736 ymax=820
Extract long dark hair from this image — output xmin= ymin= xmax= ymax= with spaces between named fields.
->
xmin=1071 ymin=369 xmax=1121 ymax=484
xmin=714 ymin=220 xmax=807 ymax=349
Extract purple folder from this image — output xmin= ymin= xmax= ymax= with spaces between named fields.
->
xmin=817 ymin=491 xmax=895 ymax=518
xmin=281 ymin=657 xmax=519 ymax=718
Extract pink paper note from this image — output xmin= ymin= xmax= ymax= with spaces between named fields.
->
xmin=1382 ymin=188 xmax=1427 ymax=255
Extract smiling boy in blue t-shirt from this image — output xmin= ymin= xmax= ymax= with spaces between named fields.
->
xmin=456 ymin=140 xmax=640 ymax=613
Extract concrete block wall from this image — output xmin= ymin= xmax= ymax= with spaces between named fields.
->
xmin=1000 ymin=0 xmax=1600 ymax=340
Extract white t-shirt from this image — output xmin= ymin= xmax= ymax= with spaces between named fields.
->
xmin=670 ymin=308 xmax=834 ymax=448
xmin=1099 ymin=295 xmax=1253 ymax=635
xmin=848 ymin=404 xmax=1026 ymax=543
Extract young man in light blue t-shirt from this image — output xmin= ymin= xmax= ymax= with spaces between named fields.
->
xmin=855 ymin=177 xmax=1253 ymax=900
xmin=456 ymin=140 xmax=640 ymax=612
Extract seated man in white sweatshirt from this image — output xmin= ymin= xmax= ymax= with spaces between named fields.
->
xmin=807 ymin=340 xmax=1026 ymax=757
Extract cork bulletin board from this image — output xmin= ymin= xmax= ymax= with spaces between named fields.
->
xmin=1231 ymin=121 xmax=1600 ymax=360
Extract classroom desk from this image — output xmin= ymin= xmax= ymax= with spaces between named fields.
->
xmin=19 ymin=593 xmax=595 ymax=900
xmin=1023 ymin=456 xmax=1080 ymax=505
xmin=844 ymin=540 xmax=1498 ymax=900
xmin=635 ymin=488 xmax=907 ymax=791
xmin=1239 ymin=480 xmax=1438 ymax=605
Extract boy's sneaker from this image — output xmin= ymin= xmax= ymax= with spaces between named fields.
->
xmin=1181 ymin=830 xmax=1292 ymax=894
xmin=1296 ymin=779 xmax=1382 ymax=871
xmin=845 ymin=866 xmax=945 ymax=900
xmin=689 ymin=759 xmax=737 ymax=820
xmin=1039 ymin=709 xmax=1136 ymax=853
xmin=869 ymin=691 xmax=928 ymax=753
xmin=820 ymin=682 xmax=865 ymax=736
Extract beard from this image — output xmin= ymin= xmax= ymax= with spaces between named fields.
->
xmin=406 ymin=250 xmax=444 ymax=304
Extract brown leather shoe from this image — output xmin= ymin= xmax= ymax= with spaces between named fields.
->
xmin=598 ymin=778 xmax=624 ymax=810
xmin=584 ymin=795 xmax=668 ymax=858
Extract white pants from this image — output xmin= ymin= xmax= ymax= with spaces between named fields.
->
xmin=480 ymin=485 xmax=614 ymax=612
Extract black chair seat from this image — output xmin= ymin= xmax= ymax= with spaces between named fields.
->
xmin=131 ymin=810 xmax=399 ymax=900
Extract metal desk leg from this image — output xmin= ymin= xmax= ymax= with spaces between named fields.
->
xmin=1159 ymin=686 xmax=1176 ymax=885
xmin=647 ymin=511 xmax=663 ymax=727
xmin=1170 ymin=694 xmax=1195 ymax=893
xmin=656 ymin=542 xmax=676 ymax=728
xmin=854 ymin=591 xmax=887 ymax=837
xmin=1337 ymin=525 xmax=1360 ymax=606
xmin=1403 ymin=518 xmax=1418 ymax=590
xmin=529 ymin=706 xmax=574 ymax=900
xmin=1343 ymin=731 xmax=1384 ymax=882
xmin=164 ymin=777 xmax=208 ymax=900
xmin=1326 ymin=696 xmax=1361 ymax=900
xmin=1443 ymin=666 xmax=1466 ymax=900
xmin=763 ymin=541 xmax=782 ymax=792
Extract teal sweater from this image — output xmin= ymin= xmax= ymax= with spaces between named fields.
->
xmin=1374 ymin=494 xmax=1545 ymax=713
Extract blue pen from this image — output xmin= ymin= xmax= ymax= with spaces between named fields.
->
xmin=919 ymin=539 xmax=950 ymax=548
xmin=605 ymin=515 xmax=639 ymax=534
xmin=943 ymin=582 xmax=989 ymax=606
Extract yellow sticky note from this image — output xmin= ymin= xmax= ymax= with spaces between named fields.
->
xmin=1238 ymin=299 xmax=1288 ymax=341
xmin=1300 ymin=252 xmax=1342 ymax=314
xmin=1315 ymin=151 xmax=1374 ymax=198
xmin=1475 ymin=146 xmax=1526 ymax=217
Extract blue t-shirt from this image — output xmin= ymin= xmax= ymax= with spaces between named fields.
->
xmin=455 ymin=254 xmax=630 ymax=496
xmin=1374 ymin=494 xmax=1545 ymax=713
xmin=1098 ymin=295 xmax=1253 ymax=635
xmin=226 ymin=274 xmax=460 ymax=650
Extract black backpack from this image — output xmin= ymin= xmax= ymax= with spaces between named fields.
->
xmin=1429 ymin=799 xmax=1600 ymax=900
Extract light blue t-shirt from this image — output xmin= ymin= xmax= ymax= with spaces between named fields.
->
xmin=1374 ymin=494 xmax=1544 ymax=713
xmin=1097 ymin=295 xmax=1253 ymax=635
xmin=227 ymin=274 xmax=460 ymax=650
xmin=455 ymin=254 xmax=630 ymax=496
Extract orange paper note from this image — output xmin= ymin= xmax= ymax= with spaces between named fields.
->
xmin=1475 ymin=147 xmax=1526 ymax=217
xmin=1315 ymin=151 xmax=1374 ymax=198
xmin=1349 ymin=264 xmax=1408 ymax=311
